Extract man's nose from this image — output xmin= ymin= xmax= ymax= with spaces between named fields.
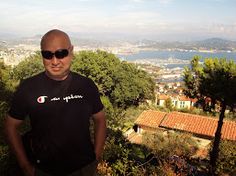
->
xmin=51 ymin=56 xmax=59 ymax=65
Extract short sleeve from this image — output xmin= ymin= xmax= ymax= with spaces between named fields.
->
xmin=8 ymin=81 xmax=29 ymax=120
xmin=89 ymin=79 xmax=104 ymax=114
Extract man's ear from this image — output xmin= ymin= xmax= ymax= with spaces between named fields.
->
xmin=70 ymin=45 xmax=74 ymax=58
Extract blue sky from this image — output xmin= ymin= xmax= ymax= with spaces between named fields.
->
xmin=0 ymin=0 xmax=235 ymax=41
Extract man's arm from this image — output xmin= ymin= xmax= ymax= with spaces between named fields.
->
xmin=4 ymin=115 xmax=35 ymax=176
xmin=92 ymin=110 xmax=106 ymax=161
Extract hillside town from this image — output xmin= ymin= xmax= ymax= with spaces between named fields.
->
xmin=0 ymin=42 xmax=191 ymax=108
xmin=0 ymin=41 xmax=234 ymax=112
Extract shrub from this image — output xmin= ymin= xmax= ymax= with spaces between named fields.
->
xmin=216 ymin=140 xmax=236 ymax=175
xmin=143 ymin=132 xmax=198 ymax=160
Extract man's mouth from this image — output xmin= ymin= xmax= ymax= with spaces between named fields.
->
xmin=51 ymin=67 xmax=61 ymax=71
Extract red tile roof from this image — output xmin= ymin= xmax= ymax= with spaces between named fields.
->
xmin=160 ymin=112 xmax=236 ymax=141
xmin=134 ymin=110 xmax=167 ymax=129
xmin=158 ymin=94 xmax=169 ymax=100
xmin=134 ymin=110 xmax=236 ymax=141
xmin=158 ymin=94 xmax=197 ymax=103
xmin=178 ymin=96 xmax=197 ymax=103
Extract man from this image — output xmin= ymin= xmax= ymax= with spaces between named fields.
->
xmin=4 ymin=29 xmax=106 ymax=176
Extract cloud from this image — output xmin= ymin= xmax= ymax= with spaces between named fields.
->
xmin=129 ymin=0 xmax=172 ymax=3
xmin=158 ymin=0 xmax=173 ymax=4
xmin=0 ymin=0 xmax=235 ymax=40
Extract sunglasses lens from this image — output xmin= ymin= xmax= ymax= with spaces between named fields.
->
xmin=55 ymin=49 xmax=69 ymax=59
xmin=41 ymin=51 xmax=53 ymax=60
xmin=41 ymin=49 xmax=69 ymax=60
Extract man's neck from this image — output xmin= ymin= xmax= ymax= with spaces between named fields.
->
xmin=45 ymin=71 xmax=70 ymax=81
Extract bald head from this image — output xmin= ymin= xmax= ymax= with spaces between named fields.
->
xmin=40 ymin=29 xmax=72 ymax=49
xmin=40 ymin=29 xmax=74 ymax=80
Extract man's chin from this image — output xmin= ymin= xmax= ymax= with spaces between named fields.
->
xmin=46 ymin=71 xmax=68 ymax=80
xmin=51 ymin=67 xmax=61 ymax=72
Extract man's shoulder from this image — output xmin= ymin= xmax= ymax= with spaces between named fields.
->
xmin=14 ymin=72 xmax=45 ymax=92
xmin=18 ymin=72 xmax=45 ymax=89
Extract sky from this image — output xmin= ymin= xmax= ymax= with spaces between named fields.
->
xmin=0 ymin=0 xmax=236 ymax=41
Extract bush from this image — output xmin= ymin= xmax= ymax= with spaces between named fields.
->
xmin=216 ymin=140 xmax=236 ymax=175
xmin=143 ymin=132 xmax=198 ymax=160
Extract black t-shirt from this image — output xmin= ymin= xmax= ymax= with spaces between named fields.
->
xmin=9 ymin=71 xmax=104 ymax=174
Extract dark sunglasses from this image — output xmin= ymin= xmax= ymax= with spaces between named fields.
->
xmin=41 ymin=48 xmax=70 ymax=60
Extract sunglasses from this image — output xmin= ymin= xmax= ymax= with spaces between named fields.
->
xmin=41 ymin=48 xmax=70 ymax=60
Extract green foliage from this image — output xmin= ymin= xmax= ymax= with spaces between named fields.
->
xmin=215 ymin=140 xmax=236 ymax=175
xmin=102 ymin=128 xmax=200 ymax=176
xmin=164 ymin=97 xmax=173 ymax=111
xmin=183 ymin=56 xmax=202 ymax=99
xmin=143 ymin=132 xmax=198 ymax=160
xmin=0 ymin=102 xmax=8 ymax=146
xmin=0 ymin=145 xmax=23 ymax=176
xmin=12 ymin=52 xmax=44 ymax=81
xmin=72 ymin=50 xmax=155 ymax=108
xmin=183 ymin=56 xmax=236 ymax=109
xmin=0 ymin=62 xmax=13 ymax=146
xmin=183 ymin=56 xmax=236 ymax=174
xmin=113 ymin=61 xmax=155 ymax=107
xmin=100 ymin=96 xmax=116 ymax=128
xmin=103 ymin=129 xmax=148 ymax=175
xmin=0 ymin=145 xmax=10 ymax=175
xmin=0 ymin=62 xmax=14 ymax=102
xmin=201 ymin=58 xmax=236 ymax=106
xmin=72 ymin=50 xmax=120 ymax=95
xmin=105 ymin=104 xmax=158 ymax=131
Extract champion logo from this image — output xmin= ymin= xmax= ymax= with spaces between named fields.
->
xmin=37 ymin=96 xmax=48 ymax=103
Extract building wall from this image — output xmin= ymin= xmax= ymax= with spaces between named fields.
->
xmin=138 ymin=125 xmax=160 ymax=133
xmin=159 ymin=97 xmax=193 ymax=109
xmin=177 ymin=101 xmax=191 ymax=109
xmin=159 ymin=99 xmax=165 ymax=106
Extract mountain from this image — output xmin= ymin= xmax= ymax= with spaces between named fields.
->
xmin=138 ymin=38 xmax=236 ymax=51
xmin=1 ymin=32 xmax=236 ymax=52
xmin=191 ymin=38 xmax=236 ymax=50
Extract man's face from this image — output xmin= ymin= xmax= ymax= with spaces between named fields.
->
xmin=41 ymin=34 xmax=73 ymax=80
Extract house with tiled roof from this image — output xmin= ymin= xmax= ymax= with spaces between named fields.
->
xmin=158 ymin=94 xmax=169 ymax=107
xmin=134 ymin=110 xmax=167 ymax=133
xmin=126 ymin=110 xmax=166 ymax=144
xmin=158 ymin=94 xmax=197 ymax=109
xmin=128 ymin=110 xmax=236 ymax=144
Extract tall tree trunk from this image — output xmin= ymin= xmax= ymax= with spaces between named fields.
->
xmin=209 ymin=103 xmax=226 ymax=175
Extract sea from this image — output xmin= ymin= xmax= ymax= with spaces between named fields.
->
xmin=117 ymin=50 xmax=236 ymax=82
xmin=117 ymin=50 xmax=236 ymax=69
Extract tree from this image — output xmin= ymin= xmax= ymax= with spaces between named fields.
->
xmin=164 ymin=97 xmax=173 ymax=111
xmin=72 ymin=50 xmax=120 ymax=96
xmin=72 ymin=50 xmax=155 ymax=108
xmin=0 ymin=62 xmax=7 ymax=101
xmin=214 ymin=140 xmax=236 ymax=175
xmin=12 ymin=52 xmax=44 ymax=81
xmin=111 ymin=61 xmax=155 ymax=107
xmin=183 ymin=56 xmax=236 ymax=175
xmin=0 ymin=62 xmax=14 ymax=103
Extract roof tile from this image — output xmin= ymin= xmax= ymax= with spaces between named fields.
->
xmin=135 ymin=110 xmax=236 ymax=141
xmin=134 ymin=110 xmax=167 ymax=129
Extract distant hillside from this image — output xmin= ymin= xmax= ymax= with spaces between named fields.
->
xmin=191 ymin=38 xmax=236 ymax=51
xmin=139 ymin=38 xmax=236 ymax=51
xmin=1 ymin=33 xmax=236 ymax=52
